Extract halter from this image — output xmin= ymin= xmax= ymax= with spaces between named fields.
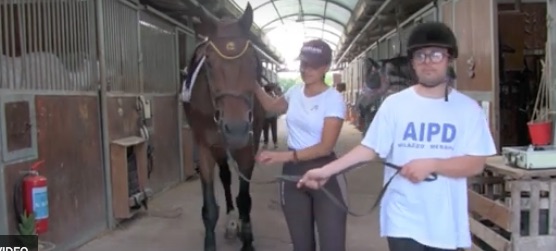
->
xmin=193 ymin=38 xmax=258 ymax=148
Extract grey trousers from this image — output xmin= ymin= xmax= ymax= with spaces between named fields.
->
xmin=280 ymin=152 xmax=348 ymax=251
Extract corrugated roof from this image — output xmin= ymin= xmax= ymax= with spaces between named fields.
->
xmin=230 ymin=0 xmax=361 ymax=51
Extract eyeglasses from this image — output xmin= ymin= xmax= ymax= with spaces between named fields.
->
xmin=412 ymin=51 xmax=449 ymax=64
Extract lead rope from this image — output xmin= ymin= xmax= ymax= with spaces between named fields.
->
xmin=225 ymin=140 xmax=432 ymax=217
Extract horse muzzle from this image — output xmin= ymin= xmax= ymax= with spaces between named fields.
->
xmin=219 ymin=120 xmax=251 ymax=149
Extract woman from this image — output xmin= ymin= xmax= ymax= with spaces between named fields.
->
xmin=253 ymin=39 xmax=347 ymax=251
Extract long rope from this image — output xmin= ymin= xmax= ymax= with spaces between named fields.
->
xmin=226 ymin=150 xmax=438 ymax=217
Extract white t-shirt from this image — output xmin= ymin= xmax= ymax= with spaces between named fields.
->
xmin=284 ymin=84 xmax=346 ymax=150
xmin=361 ymin=87 xmax=497 ymax=249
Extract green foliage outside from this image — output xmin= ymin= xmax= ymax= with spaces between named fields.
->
xmin=277 ymin=72 xmax=335 ymax=93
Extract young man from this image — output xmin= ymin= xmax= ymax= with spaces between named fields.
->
xmin=296 ymin=22 xmax=497 ymax=251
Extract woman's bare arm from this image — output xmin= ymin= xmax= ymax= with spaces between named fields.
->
xmin=254 ymin=87 xmax=288 ymax=114
xmin=294 ymin=117 xmax=343 ymax=161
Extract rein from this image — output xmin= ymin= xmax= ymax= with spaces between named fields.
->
xmin=226 ymin=147 xmax=438 ymax=217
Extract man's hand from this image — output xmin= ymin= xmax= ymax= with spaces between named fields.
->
xmin=296 ymin=167 xmax=332 ymax=190
xmin=400 ymin=158 xmax=438 ymax=183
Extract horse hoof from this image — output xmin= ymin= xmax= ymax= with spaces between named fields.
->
xmin=225 ymin=219 xmax=239 ymax=240
xmin=204 ymin=242 xmax=216 ymax=251
xmin=240 ymin=245 xmax=255 ymax=251
xmin=225 ymin=210 xmax=240 ymax=240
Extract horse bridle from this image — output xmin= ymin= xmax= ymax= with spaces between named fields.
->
xmin=201 ymin=39 xmax=256 ymax=124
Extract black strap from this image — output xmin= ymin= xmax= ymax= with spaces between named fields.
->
xmin=227 ymin=148 xmax=438 ymax=217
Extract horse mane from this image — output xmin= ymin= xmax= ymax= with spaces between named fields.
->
xmin=255 ymin=52 xmax=263 ymax=87
xmin=186 ymin=40 xmax=209 ymax=78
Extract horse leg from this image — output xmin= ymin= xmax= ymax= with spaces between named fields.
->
xmin=198 ymin=146 xmax=219 ymax=251
xmin=233 ymin=147 xmax=255 ymax=251
xmin=216 ymin=157 xmax=239 ymax=239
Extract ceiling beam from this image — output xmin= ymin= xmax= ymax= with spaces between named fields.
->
xmin=335 ymin=0 xmax=393 ymax=64
xmin=253 ymin=0 xmax=352 ymax=13
xmin=270 ymin=0 xmax=285 ymax=25
xmin=302 ymin=26 xmax=342 ymax=39
xmin=304 ymin=36 xmax=337 ymax=46
xmin=262 ymin=24 xmax=340 ymax=36
xmin=322 ymin=0 xmax=329 ymax=39
xmin=260 ymin=13 xmax=347 ymax=30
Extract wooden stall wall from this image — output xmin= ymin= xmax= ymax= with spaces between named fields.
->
xmin=3 ymin=95 xmax=106 ymax=249
xmin=0 ymin=0 xmax=107 ymax=249
xmin=148 ymin=96 xmax=181 ymax=192
xmin=441 ymin=0 xmax=500 ymax=148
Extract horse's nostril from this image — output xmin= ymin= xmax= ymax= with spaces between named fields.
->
xmin=224 ymin=124 xmax=231 ymax=133
xmin=214 ymin=110 xmax=221 ymax=121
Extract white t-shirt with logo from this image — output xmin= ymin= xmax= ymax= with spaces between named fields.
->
xmin=361 ymin=87 xmax=497 ymax=249
xmin=284 ymin=84 xmax=346 ymax=150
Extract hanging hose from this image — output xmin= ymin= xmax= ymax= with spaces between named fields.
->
xmin=136 ymin=97 xmax=154 ymax=179
xmin=13 ymin=174 xmax=29 ymax=224
xmin=136 ymin=97 xmax=154 ymax=211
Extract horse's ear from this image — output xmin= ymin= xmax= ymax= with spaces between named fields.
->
xmin=238 ymin=3 xmax=254 ymax=33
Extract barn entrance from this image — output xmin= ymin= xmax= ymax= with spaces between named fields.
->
xmin=498 ymin=0 xmax=549 ymax=148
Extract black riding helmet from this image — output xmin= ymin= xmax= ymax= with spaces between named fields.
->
xmin=406 ymin=22 xmax=458 ymax=58
xmin=406 ymin=22 xmax=458 ymax=101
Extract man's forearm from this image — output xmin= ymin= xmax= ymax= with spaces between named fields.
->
xmin=434 ymin=155 xmax=487 ymax=178
xmin=323 ymin=145 xmax=378 ymax=176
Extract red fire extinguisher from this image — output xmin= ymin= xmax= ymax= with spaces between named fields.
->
xmin=15 ymin=160 xmax=48 ymax=235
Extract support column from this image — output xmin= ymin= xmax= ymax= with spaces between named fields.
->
xmin=549 ymin=0 xmax=556 ymax=143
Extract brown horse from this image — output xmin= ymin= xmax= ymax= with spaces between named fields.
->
xmin=180 ymin=4 xmax=264 ymax=251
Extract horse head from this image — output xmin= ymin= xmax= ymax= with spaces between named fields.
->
xmin=364 ymin=58 xmax=382 ymax=90
xmin=358 ymin=56 xmax=415 ymax=113
xmin=193 ymin=4 xmax=260 ymax=149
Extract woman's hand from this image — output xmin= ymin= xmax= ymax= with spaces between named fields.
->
xmin=296 ymin=168 xmax=331 ymax=190
xmin=256 ymin=150 xmax=293 ymax=165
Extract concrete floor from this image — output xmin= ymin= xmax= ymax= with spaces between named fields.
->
xmin=77 ymin=118 xmax=388 ymax=251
